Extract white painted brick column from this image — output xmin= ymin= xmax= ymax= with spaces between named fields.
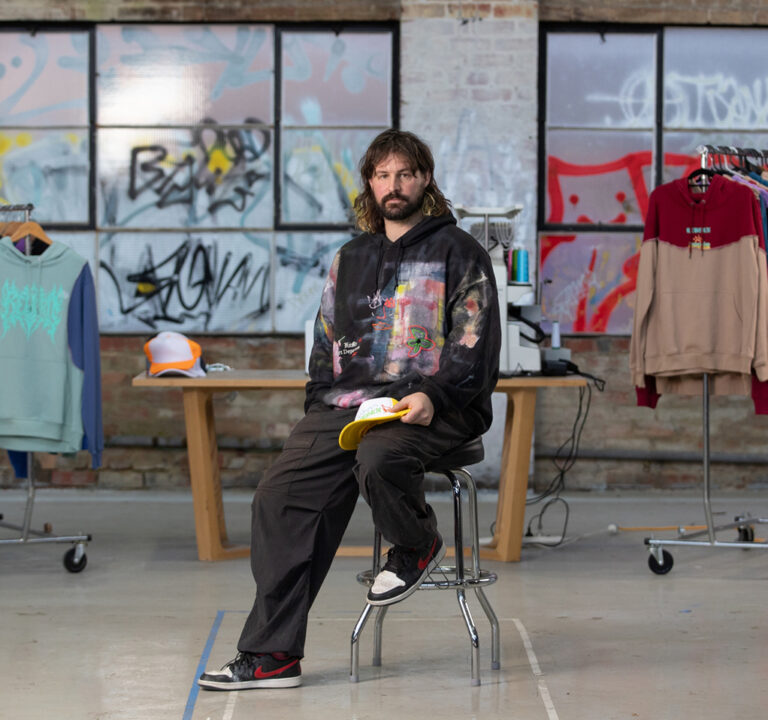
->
xmin=400 ymin=1 xmax=540 ymax=485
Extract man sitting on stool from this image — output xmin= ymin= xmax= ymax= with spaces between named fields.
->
xmin=198 ymin=128 xmax=501 ymax=690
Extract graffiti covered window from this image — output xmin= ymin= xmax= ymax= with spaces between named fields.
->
xmin=0 ymin=31 xmax=91 ymax=225
xmin=0 ymin=24 xmax=395 ymax=334
xmin=540 ymin=25 xmax=768 ymax=335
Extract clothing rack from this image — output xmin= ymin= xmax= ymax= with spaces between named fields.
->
xmin=644 ymin=146 xmax=768 ymax=573
xmin=0 ymin=203 xmax=91 ymax=572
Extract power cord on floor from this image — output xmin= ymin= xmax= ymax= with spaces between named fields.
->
xmin=520 ymin=375 xmax=603 ymax=548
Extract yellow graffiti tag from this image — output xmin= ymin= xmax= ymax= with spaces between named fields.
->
xmin=333 ymin=161 xmax=359 ymax=205
xmin=208 ymin=148 xmax=232 ymax=181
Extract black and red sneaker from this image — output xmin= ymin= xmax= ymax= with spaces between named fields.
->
xmin=367 ymin=533 xmax=445 ymax=606
xmin=198 ymin=651 xmax=302 ymax=690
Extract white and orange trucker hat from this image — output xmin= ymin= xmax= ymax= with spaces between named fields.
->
xmin=144 ymin=331 xmax=206 ymax=378
xmin=338 ymin=397 xmax=410 ymax=450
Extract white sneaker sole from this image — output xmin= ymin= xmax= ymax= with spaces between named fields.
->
xmin=197 ymin=675 xmax=302 ymax=690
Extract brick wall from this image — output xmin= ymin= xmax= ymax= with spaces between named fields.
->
xmin=539 ymin=0 xmax=768 ymax=24
xmin=536 ymin=336 xmax=768 ymax=492
xmin=400 ymin=0 xmax=539 ymax=252
xmin=0 ymin=1 xmax=400 ymax=22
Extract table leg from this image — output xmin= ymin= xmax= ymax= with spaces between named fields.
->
xmin=183 ymin=389 xmax=249 ymax=561
xmin=480 ymin=388 xmax=537 ymax=562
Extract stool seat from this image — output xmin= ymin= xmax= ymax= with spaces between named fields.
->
xmin=425 ymin=436 xmax=484 ymax=473
xmin=350 ymin=435 xmax=500 ymax=686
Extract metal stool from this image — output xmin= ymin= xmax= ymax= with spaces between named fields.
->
xmin=350 ymin=437 xmax=500 ymax=686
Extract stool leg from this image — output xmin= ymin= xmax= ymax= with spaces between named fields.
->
xmin=447 ymin=471 xmax=465 ymax=580
xmin=372 ymin=605 xmax=388 ymax=666
xmin=447 ymin=469 xmax=481 ymax=686
xmin=457 ymin=588 xmax=481 ymax=686
xmin=459 ymin=467 xmax=501 ymax=671
xmin=350 ymin=602 xmax=375 ymax=682
xmin=351 ymin=530 xmax=390 ymax=682
xmin=475 ymin=587 xmax=500 ymax=669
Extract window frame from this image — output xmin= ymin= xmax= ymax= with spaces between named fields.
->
xmin=0 ymin=20 xmax=399 ymax=235
xmin=537 ymin=23 xmax=662 ymax=236
xmin=274 ymin=22 xmax=400 ymax=232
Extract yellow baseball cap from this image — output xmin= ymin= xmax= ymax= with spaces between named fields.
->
xmin=338 ymin=397 xmax=410 ymax=450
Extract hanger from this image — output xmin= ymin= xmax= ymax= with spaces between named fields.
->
xmin=0 ymin=221 xmax=23 ymax=237
xmin=9 ymin=220 xmax=52 ymax=245
xmin=715 ymin=146 xmax=736 ymax=175
xmin=735 ymin=147 xmax=762 ymax=175
xmin=687 ymin=166 xmax=714 ymax=190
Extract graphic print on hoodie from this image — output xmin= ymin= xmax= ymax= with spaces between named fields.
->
xmin=306 ymin=214 xmax=501 ymax=437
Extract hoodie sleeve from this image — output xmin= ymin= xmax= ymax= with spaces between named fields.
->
xmin=417 ymin=250 xmax=501 ymax=416
xmin=630 ymin=189 xmax=661 ymax=408
xmin=304 ymin=251 xmax=339 ymax=411
xmin=68 ymin=263 xmax=103 ymax=468
xmin=749 ymin=195 xmax=768 ymax=383
xmin=751 ymin=193 xmax=768 ymax=412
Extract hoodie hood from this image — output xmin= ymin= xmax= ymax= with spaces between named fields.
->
xmin=673 ymin=172 xmax=729 ymax=210
xmin=371 ymin=213 xmax=458 ymax=296
xmin=645 ymin=173 xmax=760 ymax=253
xmin=0 ymin=236 xmax=71 ymax=266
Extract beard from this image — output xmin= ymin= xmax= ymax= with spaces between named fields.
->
xmin=377 ymin=190 xmax=425 ymax=221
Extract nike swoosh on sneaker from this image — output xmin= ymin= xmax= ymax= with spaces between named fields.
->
xmin=417 ymin=537 xmax=438 ymax=570
xmin=253 ymin=658 xmax=299 ymax=679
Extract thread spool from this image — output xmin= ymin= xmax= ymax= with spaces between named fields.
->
xmin=513 ymin=249 xmax=529 ymax=283
xmin=551 ymin=321 xmax=561 ymax=349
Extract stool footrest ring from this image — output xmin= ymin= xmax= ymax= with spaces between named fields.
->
xmin=356 ymin=567 xmax=497 ymax=589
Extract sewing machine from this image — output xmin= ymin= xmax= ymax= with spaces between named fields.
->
xmin=494 ymin=266 xmax=542 ymax=374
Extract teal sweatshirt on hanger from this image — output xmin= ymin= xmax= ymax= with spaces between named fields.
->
xmin=0 ymin=237 xmax=103 ymax=467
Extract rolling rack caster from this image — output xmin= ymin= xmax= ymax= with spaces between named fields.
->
xmin=644 ymin=373 xmax=768 ymax=575
xmin=0 ymin=456 xmax=92 ymax=573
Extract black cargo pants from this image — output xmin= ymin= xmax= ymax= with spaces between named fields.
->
xmin=237 ymin=402 xmax=473 ymax=657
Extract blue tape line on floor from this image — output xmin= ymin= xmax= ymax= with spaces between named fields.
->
xmin=183 ymin=610 xmax=225 ymax=720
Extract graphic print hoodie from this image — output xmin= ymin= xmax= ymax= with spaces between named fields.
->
xmin=0 ymin=237 xmax=103 ymax=465
xmin=306 ymin=214 xmax=501 ymax=436
xmin=629 ymin=173 xmax=768 ymax=412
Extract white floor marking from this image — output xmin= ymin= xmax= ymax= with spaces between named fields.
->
xmin=513 ymin=617 xmax=560 ymax=720
xmin=221 ymin=692 xmax=237 ymax=720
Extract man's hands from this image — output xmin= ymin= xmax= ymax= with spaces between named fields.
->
xmin=388 ymin=392 xmax=434 ymax=426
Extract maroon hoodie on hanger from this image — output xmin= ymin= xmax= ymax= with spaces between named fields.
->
xmin=630 ymin=173 xmax=768 ymax=413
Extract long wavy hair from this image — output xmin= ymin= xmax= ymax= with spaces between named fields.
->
xmin=353 ymin=129 xmax=452 ymax=234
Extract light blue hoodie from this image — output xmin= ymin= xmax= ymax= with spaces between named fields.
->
xmin=0 ymin=237 xmax=103 ymax=468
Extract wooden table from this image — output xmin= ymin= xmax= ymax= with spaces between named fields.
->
xmin=132 ymin=371 xmax=586 ymax=562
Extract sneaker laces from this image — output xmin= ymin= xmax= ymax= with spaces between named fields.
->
xmin=381 ymin=545 xmax=416 ymax=575
xmin=226 ymin=651 xmax=257 ymax=672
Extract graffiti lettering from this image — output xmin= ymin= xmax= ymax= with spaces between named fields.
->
xmin=126 ymin=120 xmax=270 ymax=219
xmin=100 ymin=237 xmax=269 ymax=330
xmin=665 ymin=72 xmax=768 ymax=128
xmin=590 ymin=68 xmax=768 ymax=129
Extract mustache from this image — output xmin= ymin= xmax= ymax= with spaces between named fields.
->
xmin=382 ymin=192 xmax=407 ymax=203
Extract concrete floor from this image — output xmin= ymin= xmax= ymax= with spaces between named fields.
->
xmin=2 ymin=487 xmax=767 ymax=720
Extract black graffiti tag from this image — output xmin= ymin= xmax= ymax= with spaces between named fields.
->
xmin=101 ymin=237 xmax=269 ymax=330
xmin=128 ymin=119 xmax=271 ymax=217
